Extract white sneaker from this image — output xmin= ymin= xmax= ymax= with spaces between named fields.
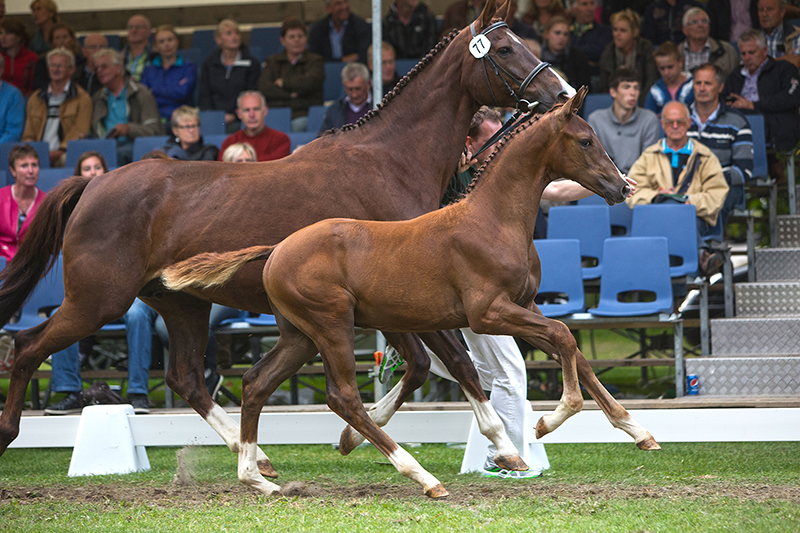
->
xmin=482 ymin=458 xmax=542 ymax=479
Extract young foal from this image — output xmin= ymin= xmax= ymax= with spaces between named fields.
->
xmin=163 ymin=88 xmax=654 ymax=498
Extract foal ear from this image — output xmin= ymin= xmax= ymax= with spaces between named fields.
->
xmin=563 ymin=85 xmax=588 ymax=117
xmin=477 ymin=0 xmax=498 ymax=31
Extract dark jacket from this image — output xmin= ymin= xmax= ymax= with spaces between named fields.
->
xmin=722 ymin=56 xmax=800 ymax=151
xmin=641 ymin=0 xmax=699 ymax=45
xmin=317 ymin=97 xmax=370 ymax=135
xmin=308 ymin=14 xmax=372 ymax=64
xmin=258 ymin=50 xmax=324 ymax=118
xmin=163 ymin=137 xmax=219 ymax=161
xmin=382 ymin=3 xmax=439 ymax=59
xmin=198 ymin=46 xmax=261 ymax=115
xmin=598 ymin=37 xmax=659 ymax=105
xmin=571 ymin=22 xmax=612 ymax=74
xmin=707 ymin=0 xmax=759 ymax=42
xmin=541 ymin=45 xmax=591 ymax=92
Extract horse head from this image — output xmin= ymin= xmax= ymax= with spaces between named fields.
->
xmin=460 ymin=0 xmax=574 ymax=113
xmin=549 ymin=86 xmax=631 ymax=205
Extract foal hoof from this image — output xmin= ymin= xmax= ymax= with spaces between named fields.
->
xmin=425 ymin=484 xmax=449 ymax=499
xmin=258 ymin=459 xmax=279 ymax=478
xmin=338 ymin=426 xmax=364 ymax=456
xmin=535 ymin=416 xmax=551 ymax=439
xmin=495 ymin=454 xmax=528 ymax=472
xmin=636 ymin=436 xmax=661 ymax=451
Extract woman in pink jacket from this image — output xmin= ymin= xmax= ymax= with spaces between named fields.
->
xmin=0 ymin=144 xmax=46 ymax=261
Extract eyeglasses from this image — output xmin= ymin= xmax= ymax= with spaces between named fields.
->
xmin=685 ymin=19 xmax=709 ymax=26
xmin=174 ymin=124 xmax=200 ymax=130
xmin=662 ymin=119 xmax=689 ymax=127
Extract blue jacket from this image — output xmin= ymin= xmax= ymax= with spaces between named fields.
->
xmin=644 ymin=75 xmax=694 ymax=115
xmin=0 ymin=82 xmax=24 ymax=145
xmin=140 ymin=55 xmax=197 ymax=122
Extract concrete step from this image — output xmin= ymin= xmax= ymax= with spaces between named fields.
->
xmin=711 ymin=317 xmax=800 ymax=356
xmin=735 ymin=281 xmax=800 ymax=317
xmin=755 ymin=248 xmax=800 ymax=281
xmin=777 ymin=215 xmax=800 ymax=248
xmin=685 ymin=356 xmax=800 ymax=396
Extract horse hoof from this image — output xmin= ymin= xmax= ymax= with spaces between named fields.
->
xmin=495 ymin=454 xmax=529 ymax=471
xmin=425 ymin=484 xmax=449 ymax=499
xmin=258 ymin=459 xmax=279 ymax=478
xmin=636 ymin=436 xmax=661 ymax=451
xmin=535 ymin=417 xmax=550 ymax=439
xmin=338 ymin=426 xmax=363 ymax=456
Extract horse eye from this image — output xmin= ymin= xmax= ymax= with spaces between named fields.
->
xmin=580 ymin=139 xmax=591 ymax=147
xmin=497 ymin=46 xmax=512 ymax=56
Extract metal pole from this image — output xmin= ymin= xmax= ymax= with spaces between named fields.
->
xmin=371 ymin=0 xmax=382 ymax=109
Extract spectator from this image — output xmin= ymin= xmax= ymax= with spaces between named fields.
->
xmin=507 ymin=1 xmax=539 ymax=40
xmin=367 ymin=41 xmax=400 ymax=97
xmin=540 ymin=15 xmax=590 ymax=90
xmin=600 ymin=0 xmax=651 ymax=25
xmin=121 ymin=15 xmax=152 ymax=82
xmin=29 ymin=0 xmax=57 ymax=55
xmin=163 ymin=106 xmax=219 ymax=161
xmin=681 ymin=7 xmax=739 ymax=78
xmin=91 ymin=48 xmax=164 ymax=165
xmin=598 ymin=9 xmax=658 ymax=104
xmin=757 ymin=0 xmax=800 ymax=68
xmin=645 ymin=41 xmax=694 ymax=116
xmin=32 ymin=22 xmax=84 ymax=92
xmin=722 ymin=29 xmax=800 ymax=151
xmin=258 ymin=18 xmax=324 ymax=133
xmin=441 ymin=0 xmax=486 ymax=37
xmin=522 ymin=0 xmax=569 ymax=37
xmin=627 ymin=101 xmax=729 ymax=276
xmin=569 ymin=0 xmax=613 ymax=87
xmin=707 ymin=0 xmax=758 ymax=43
xmin=688 ymin=62 xmax=754 ymax=230
xmin=0 ymin=56 xmax=24 ymax=144
xmin=22 ymin=47 xmax=92 ymax=167
xmin=221 ymin=142 xmax=257 ymax=162
xmin=73 ymin=150 xmax=107 ymax=176
xmin=199 ymin=19 xmax=261 ymax=134
xmin=218 ymin=91 xmax=290 ymax=162
xmin=641 ymin=0 xmax=698 ymax=46
xmin=140 ymin=25 xmax=197 ymax=126
xmin=382 ymin=0 xmax=438 ymax=59
xmin=74 ymin=33 xmax=106 ymax=96
xmin=318 ymin=62 xmax=372 ymax=134
xmin=588 ymin=67 xmax=660 ymax=174
xmin=308 ymin=0 xmax=371 ymax=63
xmin=0 ymin=18 xmax=38 ymax=97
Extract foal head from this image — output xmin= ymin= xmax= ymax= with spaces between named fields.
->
xmin=543 ymin=86 xmax=631 ymax=204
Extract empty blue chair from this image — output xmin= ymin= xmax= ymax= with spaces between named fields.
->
xmin=0 ymin=257 xmax=6 ymax=271
xmin=178 ymin=48 xmax=204 ymax=68
xmin=589 ymin=237 xmax=673 ymax=317
xmin=0 ymin=170 xmax=5 ymax=186
xmin=3 ymin=255 xmax=65 ymax=333
xmin=249 ymin=26 xmax=282 ymax=58
xmin=324 ymin=62 xmax=346 ymax=101
xmin=218 ymin=312 xmax=277 ymax=329
xmin=0 ymin=141 xmax=50 ymax=170
xmin=265 ymin=106 xmax=292 ymax=133
xmin=394 ymin=58 xmax=418 ymax=78
xmin=191 ymin=29 xmax=217 ymax=60
xmin=199 ymin=110 xmax=226 ymax=136
xmin=581 ymin=93 xmax=612 ymax=119
xmin=248 ymin=45 xmax=264 ymax=63
xmin=132 ymin=136 xmax=169 ymax=161
xmin=577 ymin=195 xmax=633 ymax=236
xmin=535 ymin=239 xmax=585 ymax=317
xmin=36 ymin=168 xmax=73 ymax=192
xmin=205 ymin=134 xmax=228 ymax=149
xmin=547 ymin=205 xmax=611 ymax=280
xmin=306 ymin=105 xmax=329 ymax=134
xmin=65 ymin=139 xmax=118 ymax=170
xmin=631 ymin=204 xmax=699 ymax=277
xmin=746 ymin=114 xmax=768 ymax=180
xmin=288 ymin=132 xmax=316 ymax=152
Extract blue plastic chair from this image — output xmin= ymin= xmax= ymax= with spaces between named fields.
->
xmin=191 ymin=29 xmax=217 ymax=61
xmin=0 ymin=141 xmax=51 ymax=171
xmin=36 ymin=168 xmax=74 ymax=192
xmin=288 ymin=132 xmax=317 ymax=152
xmin=199 ymin=110 xmax=226 ymax=136
xmin=631 ymin=203 xmax=699 ymax=277
xmin=746 ymin=114 xmax=768 ymax=180
xmin=534 ymin=239 xmax=585 ymax=317
xmin=3 ymin=255 xmax=65 ymax=333
xmin=218 ymin=311 xmax=277 ymax=329
xmin=65 ymin=139 xmax=118 ymax=170
xmin=132 ymin=136 xmax=169 ymax=162
xmin=205 ymin=134 xmax=228 ymax=149
xmin=546 ymin=205 xmax=611 ymax=280
xmin=324 ymin=62 xmax=346 ymax=101
xmin=577 ymin=195 xmax=633 ymax=236
xmin=306 ymin=105 xmax=329 ymax=134
xmin=581 ymin=93 xmax=612 ymax=119
xmin=264 ymin=106 xmax=292 ymax=133
xmin=394 ymin=58 xmax=418 ymax=78
xmin=589 ymin=237 xmax=673 ymax=317
xmin=249 ymin=26 xmax=282 ymax=58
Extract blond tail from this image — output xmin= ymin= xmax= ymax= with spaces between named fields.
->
xmin=161 ymin=245 xmax=275 ymax=291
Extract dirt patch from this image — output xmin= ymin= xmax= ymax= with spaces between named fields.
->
xmin=2 ymin=481 xmax=799 ymax=507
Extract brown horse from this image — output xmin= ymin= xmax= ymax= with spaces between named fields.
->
xmin=0 ymin=0 xmax=573 ymax=466
xmin=162 ymin=88 xmax=658 ymax=498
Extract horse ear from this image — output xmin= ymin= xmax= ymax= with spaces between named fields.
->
xmin=477 ymin=0 xmax=498 ymax=31
xmin=496 ymin=0 xmax=511 ymax=23
xmin=563 ymin=86 xmax=589 ymax=117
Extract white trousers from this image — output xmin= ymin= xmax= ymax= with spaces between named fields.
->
xmin=427 ymin=329 xmax=527 ymax=456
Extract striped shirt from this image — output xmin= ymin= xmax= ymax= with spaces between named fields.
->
xmin=688 ymin=102 xmax=753 ymax=186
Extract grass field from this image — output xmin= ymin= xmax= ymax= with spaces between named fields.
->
xmin=2 ymin=441 xmax=799 ymax=532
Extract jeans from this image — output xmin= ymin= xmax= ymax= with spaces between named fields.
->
xmin=49 ymin=344 xmax=83 ymax=393
xmin=122 ymin=299 xmax=159 ymax=395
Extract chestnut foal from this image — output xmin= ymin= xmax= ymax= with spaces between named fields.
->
xmin=163 ymin=88 xmax=658 ymax=498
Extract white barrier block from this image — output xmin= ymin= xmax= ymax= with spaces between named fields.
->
xmin=460 ymin=402 xmax=550 ymax=474
xmin=67 ymin=404 xmax=150 ymax=477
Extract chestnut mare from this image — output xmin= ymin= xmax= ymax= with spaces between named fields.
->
xmin=0 ymin=0 xmax=572 ymax=466
xmin=163 ymin=88 xmax=659 ymax=498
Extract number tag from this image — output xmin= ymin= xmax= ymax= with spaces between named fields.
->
xmin=469 ymin=34 xmax=491 ymax=59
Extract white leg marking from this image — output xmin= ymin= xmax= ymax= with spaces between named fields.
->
xmin=464 ymin=391 xmax=520 ymax=461
xmin=342 ymin=383 xmax=405 ymax=450
xmin=612 ymin=413 xmax=654 ymax=444
xmin=539 ymin=397 xmax=581 ymax=434
xmin=387 ymin=447 xmax=441 ymax=494
xmin=205 ymin=404 xmax=270 ymax=463
xmin=238 ymin=441 xmax=280 ymax=494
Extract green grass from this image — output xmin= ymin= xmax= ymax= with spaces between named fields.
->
xmin=2 ymin=442 xmax=799 ymax=532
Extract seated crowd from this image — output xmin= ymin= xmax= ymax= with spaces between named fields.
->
xmin=1 ymin=0 xmax=799 ymax=414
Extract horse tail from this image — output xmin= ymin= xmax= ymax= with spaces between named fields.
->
xmin=161 ymin=245 xmax=275 ymax=292
xmin=0 ymin=176 xmax=92 ymax=327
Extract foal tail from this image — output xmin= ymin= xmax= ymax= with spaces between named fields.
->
xmin=0 ymin=176 xmax=92 ymax=327
xmin=161 ymin=245 xmax=275 ymax=292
